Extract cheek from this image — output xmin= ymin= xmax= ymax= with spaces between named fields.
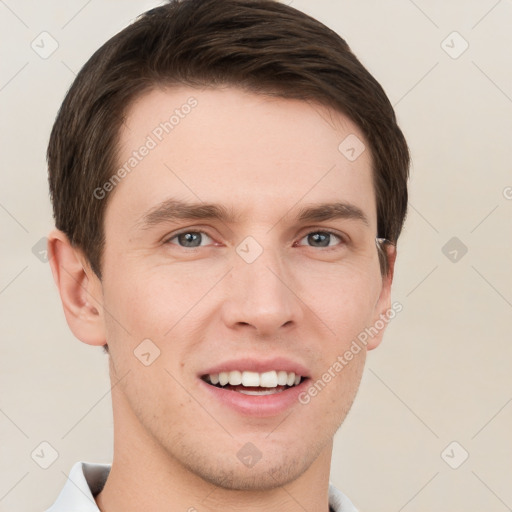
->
xmin=297 ymin=262 xmax=382 ymax=341
xmin=102 ymin=262 xmax=202 ymax=338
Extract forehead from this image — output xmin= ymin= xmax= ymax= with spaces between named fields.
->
xmin=107 ymin=85 xmax=376 ymax=232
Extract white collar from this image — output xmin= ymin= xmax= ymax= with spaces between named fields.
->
xmin=46 ymin=461 xmax=358 ymax=512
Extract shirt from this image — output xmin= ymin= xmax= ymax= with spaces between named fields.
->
xmin=45 ymin=461 xmax=358 ymax=512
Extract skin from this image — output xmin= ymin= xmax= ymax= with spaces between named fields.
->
xmin=48 ymin=86 xmax=396 ymax=512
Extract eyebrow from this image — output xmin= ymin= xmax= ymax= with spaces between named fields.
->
xmin=136 ymin=197 xmax=369 ymax=230
xmin=137 ymin=199 xmax=240 ymax=229
xmin=296 ymin=201 xmax=369 ymax=226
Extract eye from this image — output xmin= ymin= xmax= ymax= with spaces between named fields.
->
xmin=165 ymin=230 xmax=214 ymax=248
xmin=164 ymin=229 xmax=347 ymax=250
xmin=295 ymin=230 xmax=345 ymax=249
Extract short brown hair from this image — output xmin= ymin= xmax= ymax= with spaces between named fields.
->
xmin=47 ymin=0 xmax=409 ymax=279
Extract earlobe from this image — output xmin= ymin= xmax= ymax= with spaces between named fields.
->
xmin=47 ymin=229 xmax=107 ymax=347
xmin=366 ymin=244 xmax=397 ymax=351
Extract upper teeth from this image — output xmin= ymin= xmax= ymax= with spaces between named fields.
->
xmin=208 ymin=370 xmax=301 ymax=388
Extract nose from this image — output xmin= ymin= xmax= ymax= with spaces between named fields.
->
xmin=220 ymin=241 xmax=303 ymax=336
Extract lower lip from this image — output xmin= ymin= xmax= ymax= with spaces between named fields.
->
xmin=199 ymin=378 xmax=310 ymax=417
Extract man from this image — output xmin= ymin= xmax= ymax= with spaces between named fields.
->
xmin=45 ymin=0 xmax=409 ymax=510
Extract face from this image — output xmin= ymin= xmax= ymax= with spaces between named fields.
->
xmin=94 ymin=86 xmax=392 ymax=490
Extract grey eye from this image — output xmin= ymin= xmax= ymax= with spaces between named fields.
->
xmin=168 ymin=231 xmax=213 ymax=248
xmin=297 ymin=231 xmax=343 ymax=248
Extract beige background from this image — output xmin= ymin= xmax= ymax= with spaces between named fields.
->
xmin=1 ymin=1 xmax=511 ymax=511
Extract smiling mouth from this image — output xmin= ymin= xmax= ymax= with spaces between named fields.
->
xmin=201 ymin=370 xmax=305 ymax=396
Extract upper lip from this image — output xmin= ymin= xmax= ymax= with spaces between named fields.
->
xmin=199 ymin=357 xmax=310 ymax=378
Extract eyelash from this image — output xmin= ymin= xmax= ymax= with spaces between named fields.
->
xmin=164 ymin=229 xmax=348 ymax=250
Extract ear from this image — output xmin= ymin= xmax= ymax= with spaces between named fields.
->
xmin=47 ymin=229 xmax=107 ymax=347
xmin=366 ymin=243 xmax=397 ymax=351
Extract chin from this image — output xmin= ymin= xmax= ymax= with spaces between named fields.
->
xmin=173 ymin=434 xmax=325 ymax=492
xmin=187 ymin=453 xmax=310 ymax=491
